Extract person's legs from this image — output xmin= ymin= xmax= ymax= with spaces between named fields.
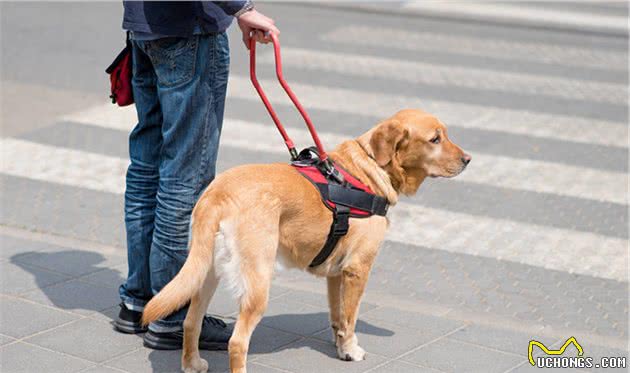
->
xmin=118 ymin=39 xmax=163 ymax=317
xmin=142 ymin=32 xmax=230 ymax=332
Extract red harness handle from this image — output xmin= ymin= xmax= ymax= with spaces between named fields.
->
xmin=249 ymin=34 xmax=328 ymax=161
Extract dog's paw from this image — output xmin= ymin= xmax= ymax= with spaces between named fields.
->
xmin=337 ymin=342 xmax=366 ymax=362
xmin=182 ymin=357 xmax=209 ymax=373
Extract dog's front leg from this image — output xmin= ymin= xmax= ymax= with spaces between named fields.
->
xmin=326 ymin=275 xmax=342 ymax=342
xmin=335 ymin=263 xmax=372 ymax=361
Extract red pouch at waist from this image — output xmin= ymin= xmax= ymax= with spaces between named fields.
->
xmin=106 ymin=36 xmax=133 ymax=107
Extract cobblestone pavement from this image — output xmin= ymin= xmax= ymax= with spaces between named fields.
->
xmin=1 ymin=2 xmax=628 ymax=373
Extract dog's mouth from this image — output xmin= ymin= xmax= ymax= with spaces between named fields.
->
xmin=430 ymin=163 xmax=468 ymax=178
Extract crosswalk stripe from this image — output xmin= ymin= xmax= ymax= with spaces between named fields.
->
xmin=225 ymin=76 xmax=627 ymax=148
xmin=321 ymin=26 xmax=626 ymax=70
xmin=388 ymin=202 xmax=627 ymax=282
xmin=65 ymin=78 xmax=629 ymax=148
xmin=63 ymin=104 xmax=628 ymax=205
xmin=260 ymin=47 xmax=626 ymax=104
xmin=0 ymin=138 xmax=128 ymax=194
xmin=401 ymin=2 xmax=628 ymax=35
xmin=1 ymin=137 xmax=625 ymax=281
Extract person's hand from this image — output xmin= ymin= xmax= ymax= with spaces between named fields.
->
xmin=237 ymin=9 xmax=280 ymax=49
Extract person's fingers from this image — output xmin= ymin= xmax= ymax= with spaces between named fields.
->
xmin=253 ymin=30 xmax=264 ymax=43
xmin=241 ymin=27 xmax=252 ymax=49
xmin=266 ymin=23 xmax=280 ymax=36
xmin=260 ymin=30 xmax=272 ymax=43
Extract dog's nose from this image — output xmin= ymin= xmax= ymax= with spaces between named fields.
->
xmin=461 ymin=153 xmax=471 ymax=166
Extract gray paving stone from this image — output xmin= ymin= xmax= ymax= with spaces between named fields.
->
xmin=0 ymin=333 xmax=16 ymax=346
xmin=78 ymin=263 xmax=127 ymax=288
xmin=21 ymin=278 xmax=120 ymax=316
xmin=87 ymin=305 xmax=121 ymax=324
xmin=11 ymin=248 xmax=125 ymax=278
xmin=255 ymin=337 xmax=388 ymax=373
xmin=509 ymin=361 xmax=586 ymax=373
xmin=312 ymin=318 xmax=427 ymax=358
xmin=0 ymin=235 xmax=63 ymax=260
xmin=0 ymin=341 xmax=95 ymax=372
xmin=107 ymin=349 xmax=230 ymax=373
xmin=402 ymin=337 xmax=524 ymax=373
xmin=277 ymin=289 xmax=379 ymax=314
xmin=0 ymin=259 xmax=71 ymax=295
xmin=26 ymin=318 xmax=144 ymax=363
xmin=0 ymin=296 xmax=79 ymax=338
xmin=449 ymin=324 xmax=558 ymax=356
xmin=247 ymin=324 xmax=303 ymax=354
xmin=368 ymin=360 xmax=443 ymax=373
xmin=361 ymin=306 xmax=465 ymax=336
xmin=80 ymin=365 xmax=129 ymax=373
xmin=248 ymin=362 xmax=295 ymax=373
xmin=260 ymin=295 xmax=330 ymax=336
xmin=367 ymin=242 xmax=628 ymax=339
xmin=105 ymin=348 xmax=179 ymax=373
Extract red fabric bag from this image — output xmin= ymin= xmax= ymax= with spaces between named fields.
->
xmin=106 ymin=35 xmax=134 ymax=106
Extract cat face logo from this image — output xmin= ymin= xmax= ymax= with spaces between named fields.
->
xmin=528 ymin=337 xmax=584 ymax=366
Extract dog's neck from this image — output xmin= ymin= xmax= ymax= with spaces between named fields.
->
xmin=329 ymin=140 xmax=399 ymax=206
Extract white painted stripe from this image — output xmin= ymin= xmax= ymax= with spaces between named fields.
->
xmin=64 ymin=78 xmax=629 ymax=148
xmin=388 ymin=203 xmax=627 ymax=282
xmin=260 ymin=47 xmax=626 ymax=104
xmin=322 ymin=26 xmax=625 ymax=70
xmin=401 ymin=1 xmax=628 ymax=36
xmin=1 ymin=137 xmax=625 ymax=281
xmin=227 ymin=76 xmax=628 ymax=148
xmin=0 ymin=138 xmax=128 ymax=195
xmin=63 ymin=104 xmax=628 ymax=205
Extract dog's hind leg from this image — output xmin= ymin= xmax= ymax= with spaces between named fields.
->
xmin=181 ymin=269 xmax=219 ymax=373
xmin=228 ymin=218 xmax=278 ymax=373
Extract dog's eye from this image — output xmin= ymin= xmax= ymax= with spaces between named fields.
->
xmin=430 ymin=136 xmax=440 ymax=144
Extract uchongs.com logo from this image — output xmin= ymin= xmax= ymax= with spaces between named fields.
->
xmin=528 ymin=337 xmax=627 ymax=369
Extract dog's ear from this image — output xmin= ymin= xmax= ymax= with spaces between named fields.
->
xmin=370 ymin=119 xmax=409 ymax=167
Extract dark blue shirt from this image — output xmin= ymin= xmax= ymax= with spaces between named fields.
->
xmin=123 ymin=1 xmax=247 ymax=36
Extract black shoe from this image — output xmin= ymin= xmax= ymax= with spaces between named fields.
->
xmin=113 ymin=302 xmax=148 ymax=334
xmin=143 ymin=315 xmax=231 ymax=350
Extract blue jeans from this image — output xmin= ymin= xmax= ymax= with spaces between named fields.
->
xmin=119 ymin=32 xmax=229 ymax=331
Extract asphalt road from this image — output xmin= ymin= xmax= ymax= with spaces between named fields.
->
xmin=1 ymin=2 xmax=628 ymax=373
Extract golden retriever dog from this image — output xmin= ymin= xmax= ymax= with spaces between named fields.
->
xmin=142 ymin=109 xmax=471 ymax=373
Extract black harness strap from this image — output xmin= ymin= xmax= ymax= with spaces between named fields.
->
xmin=315 ymin=183 xmax=388 ymax=216
xmin=309 ymin=205 xmax=350 ymax=267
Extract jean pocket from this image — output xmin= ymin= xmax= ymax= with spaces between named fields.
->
xmin=147 ymin=36 xmax=198 ymax=87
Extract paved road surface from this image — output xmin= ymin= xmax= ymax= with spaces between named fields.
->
xmin=1 ymin=2 xmax=628 ymax=373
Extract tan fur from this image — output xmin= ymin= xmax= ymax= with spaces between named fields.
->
xmin=141 ymin=109 xmax=470 ymax=373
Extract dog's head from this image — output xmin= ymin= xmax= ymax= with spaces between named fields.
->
xmin=365 ymin=109 xmax=470 ymax=195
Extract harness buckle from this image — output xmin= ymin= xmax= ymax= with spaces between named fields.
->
xmin=319 ymin=159 xmax=345 ymax=184
xmin=332 ymin=206 xmax=350 ymax=236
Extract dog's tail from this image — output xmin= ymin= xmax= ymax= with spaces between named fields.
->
xmin=141 ymin=197 xmax=222 ymax=326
